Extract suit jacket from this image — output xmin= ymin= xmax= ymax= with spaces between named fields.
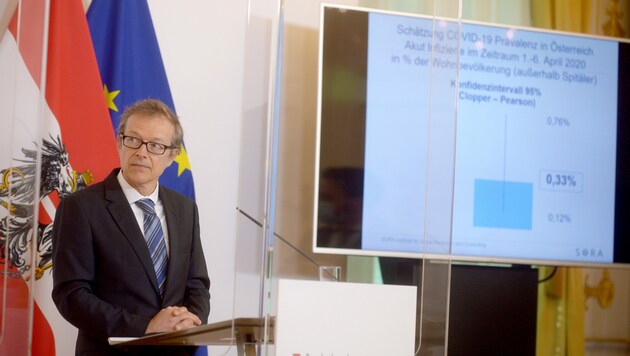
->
xmin=52 ymin=168 xmax=210 ymax=355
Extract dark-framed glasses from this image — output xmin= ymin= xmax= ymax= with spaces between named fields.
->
xmin=119 ymin=135 xmax=176 ymax=155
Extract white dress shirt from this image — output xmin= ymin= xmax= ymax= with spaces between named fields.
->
xmin=117 ymin=170 xmax=170 ymax=254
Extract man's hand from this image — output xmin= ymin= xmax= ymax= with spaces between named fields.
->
xmin=146 ymin=306 xmax=202 ymax=334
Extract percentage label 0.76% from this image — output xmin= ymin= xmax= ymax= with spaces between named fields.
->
xmin=547 ymin=116 xmax=571 ymax=127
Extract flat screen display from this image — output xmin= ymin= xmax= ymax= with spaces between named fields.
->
xmin=313 ymin=5 xmax=630 ymax=267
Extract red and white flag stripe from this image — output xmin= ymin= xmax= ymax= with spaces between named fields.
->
xmin=0 ymin=0 xmax=119 ymax=354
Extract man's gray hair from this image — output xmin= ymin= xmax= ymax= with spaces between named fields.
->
xmin=117 ymin=98 xmax=183 ymax=149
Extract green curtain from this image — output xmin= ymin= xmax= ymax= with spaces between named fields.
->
xmin=360 ymin=0 xmax=532 ymax=25
xmin=532 ymin=0 xmax=629 ymax=38
xmin=462 ymin=0 xmax=532 ymax=25
xmin=537 ymin=267 xmax=585 ymax=356
xmin=530 ymin=0 xmax=593 ymax=33
xmin=529 ymin=1 xmax=613 ymax=354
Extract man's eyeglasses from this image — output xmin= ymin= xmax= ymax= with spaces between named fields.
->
xmin=119 ymin=135 xmax=177 ymax=155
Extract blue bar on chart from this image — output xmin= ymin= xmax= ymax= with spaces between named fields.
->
xmin=473 ymin=179 xmax=533 ymax=230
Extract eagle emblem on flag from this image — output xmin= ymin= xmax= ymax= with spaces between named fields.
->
xmin=0 ymin=135 xmax=92 ymax=281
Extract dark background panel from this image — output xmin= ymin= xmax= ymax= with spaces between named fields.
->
xmin=614 ymin=41 xmax=630 ymax=264
xmin=448 ymin=264 xmax=538 ymax=356
xmin=317 ymin=7 xmax=369 ymax=249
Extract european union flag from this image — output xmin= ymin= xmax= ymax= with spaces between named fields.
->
xmin=87 ymin=0 xmax=195 ymax=200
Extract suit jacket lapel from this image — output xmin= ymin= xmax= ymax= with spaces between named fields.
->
xmin=160 ymin=187 xmax=180 ymax=302
xmin=103 ymin=170 xmax=161 ymax=296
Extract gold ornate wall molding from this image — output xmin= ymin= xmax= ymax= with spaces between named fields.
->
xmin=585 ymin=268 xmax=615 ymax=309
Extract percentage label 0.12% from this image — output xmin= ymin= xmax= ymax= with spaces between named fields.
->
xmin=548 ymin=213 xmax=572 ymax=224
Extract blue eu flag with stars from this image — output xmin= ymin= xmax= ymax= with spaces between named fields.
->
xmin=87 ymin=0 xmax=195 ymax=200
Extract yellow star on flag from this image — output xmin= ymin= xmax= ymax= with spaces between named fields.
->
xmin=173 ymin=145 xmax=192 ymax=177
xmin=103 ymin=84 xmax=120 ymax=112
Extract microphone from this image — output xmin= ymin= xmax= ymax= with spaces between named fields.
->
xmin=236 ymin=207 xmax=340 ymax=281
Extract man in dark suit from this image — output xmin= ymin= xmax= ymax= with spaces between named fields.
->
xmin=52 ymin=99 xmax=210 ymax=355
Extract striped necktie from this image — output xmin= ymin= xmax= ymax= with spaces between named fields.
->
xmin=136 ymin=198 xmax=168 ymax=296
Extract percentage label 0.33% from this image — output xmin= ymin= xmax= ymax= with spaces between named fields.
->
xmin=539 ymin=170 xmax=583 ymax=193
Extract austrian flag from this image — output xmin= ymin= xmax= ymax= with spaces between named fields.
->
xmin=0 ymin=0 xmax=118 ymax=354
